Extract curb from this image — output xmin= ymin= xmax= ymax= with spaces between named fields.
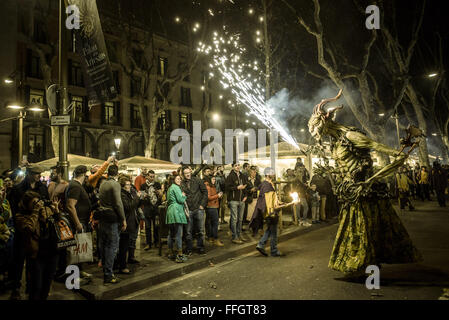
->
xmin=79 ymin=220 xmax=337 ymax=300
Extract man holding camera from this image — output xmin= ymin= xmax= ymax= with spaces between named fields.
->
xmin=140 ymin=170 xmax=162 ymax=250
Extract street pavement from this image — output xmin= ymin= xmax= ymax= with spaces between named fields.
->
xmin=119 ymin=200 xmax=449 ymax=300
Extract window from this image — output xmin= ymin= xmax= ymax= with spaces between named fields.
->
xmin=158 ymin=110 xmax=171 ymax=131
xmin=132 ymin=49 xmax=146 ymax=69
xmin=179 ymin=112 xmax=192 ymax=131
xmin=27 ymin=128 xmax=45 ymax=162
xmin=33 ymin=20 xmax=47 ymax=43
xmin=102 ymin=101 xmax=120 ymax=125
xmin=69 ymin=131 xmax=84 ymax=155
xmin=26 ymin=49 xmax=42 ymax=79
xmin=130 ymin=104 xmax=142 ymax=128
xmin=71 ymin=96 xmax=89 ymax=123
xmin=69 ymin=60 xmax=84 ymax=87
xmin=113 ymin=70 xmax=121 ymax=94
xmin=157 ymin=56 xmax=168 ymax=76
xmin=130 ymin=77 xmax=141 ymax=97
xmin=180 ymin=87 xmax=192 ymax=107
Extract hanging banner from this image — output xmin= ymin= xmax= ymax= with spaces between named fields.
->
xmin=67 ymin=0 xmax=117 ymax=107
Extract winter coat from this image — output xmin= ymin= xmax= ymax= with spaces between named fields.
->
xmin=205 ymin=181 xmax=220 ymax=208
xmin=120 ymin=189 xmax=141 ymax=234
xmin=180 ymin=177 xmax=208 ymax=211
xmin=166 ymin=184 xmax=188 ymax=225
xmin=15 ymin=204 xmax=56 ymax=259
xmin=225 ymin=170 xmax=248 ymax=202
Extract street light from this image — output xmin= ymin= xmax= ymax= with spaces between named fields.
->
xmin=378 ymin=113 xmax=385 ymax=117
xmin=212 ymin=113 xmax=220 ymax=121
xmin=114 ymin=137 xmax=121 ymax=160
xmin=432 ymin=133 xmax=438 ymax=136
xmin=4 ymin=78 xmax=13 ymax=84
xmin=428 ymin=73 xmax=438 ymax=78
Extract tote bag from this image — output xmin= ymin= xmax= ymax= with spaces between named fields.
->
xmin=67 ymin=232 xmax=93 ymax=264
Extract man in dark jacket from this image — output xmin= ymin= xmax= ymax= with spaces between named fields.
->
xmin=225 ymin=163 xmax=248 ymax=244
xmin=432 ymin=161 xmax=448 ymax=207
xmin=310 ymin=171 xmax=333 ymax=221
xmin=7 ymin=165 xmax=49 ymax=300
xmin=181 ymin=166 xmax=208 ymax=255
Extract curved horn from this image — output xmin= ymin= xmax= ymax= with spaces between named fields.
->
xmin=325 ymin=105 xmax=343 ymax=118
xmin=317 ymin=89 xmax=343 ymax=113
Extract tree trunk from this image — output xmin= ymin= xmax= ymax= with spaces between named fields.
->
xmin=406 ymin=84 xmax=430 ymax=168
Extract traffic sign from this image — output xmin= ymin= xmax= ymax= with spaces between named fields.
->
xmin=51 ymin=115 xmax=71 ymax=126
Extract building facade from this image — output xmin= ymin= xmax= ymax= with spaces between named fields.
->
xmin=0 ymin=0 xmax=259 ymax=173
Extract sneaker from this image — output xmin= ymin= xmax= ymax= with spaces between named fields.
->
xmin=118 ymin=268 xmax=131 ymax=275
xmin=214 ymin=239 xmax=224 ymax=247
xmin=167 ymin=253 xmax=176 ymax=260
xmin=80 ymin=271 xmax=92 ymax=278
xmin=185 ymin=250 xmax=193 ymax=256
xmin=104 ymin=276 xmax=120 ymax=284
xmin=256 ymin=246 xmax=268 ymax=256
xmin=176 ymin=254 xmax=188 ymax=263
xmin=238 ymin=236 xmax=247 ymax=242
xmin=232 ymin=239 xmax=243 ymax=244
xmin=144 ymin=245 xmax=151 ymax=251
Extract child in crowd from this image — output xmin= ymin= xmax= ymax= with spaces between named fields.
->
xmin=310 ymin=184 xmax=321 ymax=224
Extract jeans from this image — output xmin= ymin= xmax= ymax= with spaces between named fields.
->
xmin=116 ymin=232 xmax=129 ymax=270
xmin=229 ymin=201 xmax=245 ymax=240
xmin=206 ymin=208 xmax=219 ymax=239
xmin=296 ymin=198 xmax=309 ymax=221
xmin=168 ymin=223 xmax=183 ymax=251
xmin=128 ymin=229 xmax=138 ymax=250
xmin=99 ymin=222 xmax=120 ymax=279
xmin=144 ymin=214 xmax=159 ymax=246
xmin=311 ymin=206 xmax=320 ymax=221
xmin=257 ymin=222 xmax=279 ymax=255
xmin=28 ymin=255 xmax=58 ymax=300
xmin=186 ymin=209 xmax=205 ymax=252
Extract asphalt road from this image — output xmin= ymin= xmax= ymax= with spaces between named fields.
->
xmin=120 ymin=201 xmax=449 ymax=300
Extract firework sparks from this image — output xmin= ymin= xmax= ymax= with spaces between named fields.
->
xmin=197 ymin=33 xmax=299 ymax=149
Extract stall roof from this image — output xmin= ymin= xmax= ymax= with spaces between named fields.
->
xmin=35 ymin=154 xmax=105 ymax=170
xmin=118 ymin=156 xmax=179 ymax=171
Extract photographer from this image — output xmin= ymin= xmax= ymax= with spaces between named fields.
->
xmin=140 ymin=170 xmax=162 ymax=250
xmin=15 ymin=191 xmax=59 ymax=300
